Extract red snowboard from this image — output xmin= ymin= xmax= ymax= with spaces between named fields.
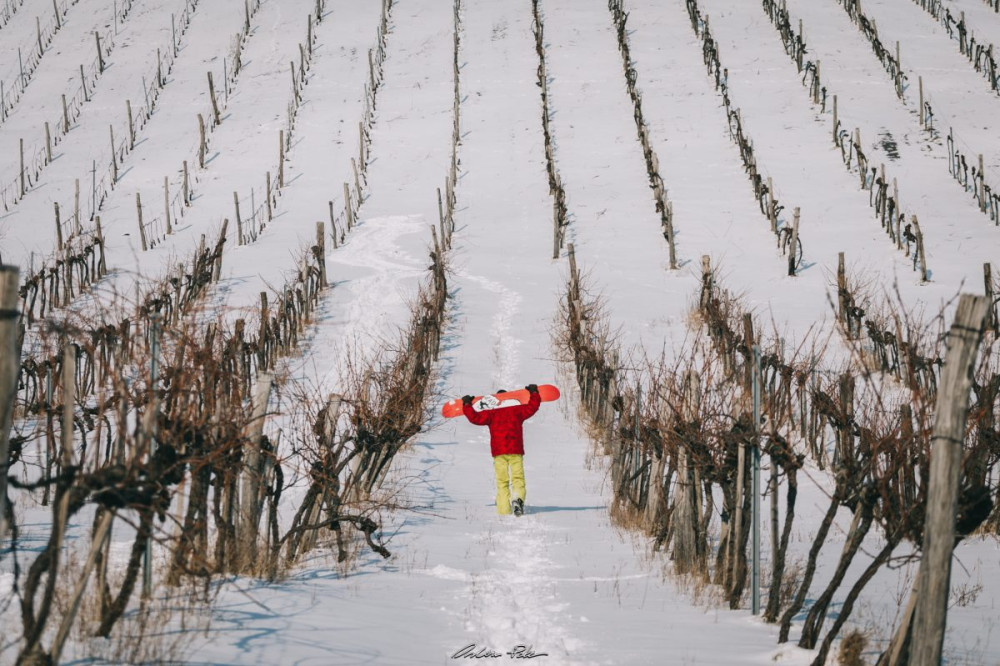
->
xmin=441 ymin=384 xmax=561 ymax=419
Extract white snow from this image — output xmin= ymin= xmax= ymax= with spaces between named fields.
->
xmin=2 ymin=0 xmax=1000 ymax=663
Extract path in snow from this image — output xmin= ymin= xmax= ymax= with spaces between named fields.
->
xmin=195 ymin=1 xmax=810 ymax=664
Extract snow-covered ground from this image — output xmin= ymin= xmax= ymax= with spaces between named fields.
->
xmin=2 ymin=0 xmax=1000 ymax=663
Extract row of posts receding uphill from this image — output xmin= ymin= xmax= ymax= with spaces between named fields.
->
xmin=559 ymin=246 xmax=1000 ymax=665
xmin=0 ymin=0 xmax=89 ymax=127
xmin=908 ymin=0 xmax=999 ymax=94
xmin=286 ymin=0 xmax=457 ymax=567
xmin=834 ymin=0 xmax=907 ymax=98
xmin=684 ymin=1 xmax=802 ymax=275
xmin=754 ymin=0 xmax=930 ymax=280
xmin=0 ymin=0 xmax=465 ymax=660
xmin=825 ymin=0 xmax=1000 ymax=229
xmin=947 ymin=130 xmax=1000 ymax=223
xmin=223 ymin=4 xmax=321 ymax=248
xmin=529 ymin=0 xmax=569 ymax=259
xmin=762 ymin=0 xmax=826 ymax=109
xmin=0 ymin=215 xmax=326 ymax=663
xmin=436 ymin=0 xmax=461 ymax=253
xmin=0 ymin=0 xmax=26 ymax=32
xmin=606 ymin=0 xmax=677 ymax=269
xmin=9 ymin=0 xmax=202 ymax=321
xmin=1 ymin=0 xmax=147 ymax=215
xmin=15 ymin=0 xmax=395 ymax=410
xmin=135 ymin=0 xmax=265 ymax=251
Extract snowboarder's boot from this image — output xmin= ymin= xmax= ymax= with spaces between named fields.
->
xmin=512 ymin=498 xmax=524 ymax=517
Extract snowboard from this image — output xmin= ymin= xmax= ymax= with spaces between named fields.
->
xmin=441 ymin=384 xmax=561 ymax=418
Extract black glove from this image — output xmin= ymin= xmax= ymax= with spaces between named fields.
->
xmin=462 ymin=395 xmax=474 ymax=406
xmin=525 ymin=384 xmax=538 ymax=393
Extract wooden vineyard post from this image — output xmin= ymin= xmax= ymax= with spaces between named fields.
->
xmin=0 ymin=265 xmax=20 ymax=542
xmin=44 ymin=122 xmax=52 ymax=164
xmin=979 ymin=154 xmax=986 ymax=212
xmin=96 ymin=216 xmax=106 ymax=274
xmin=788 ymin=207 xmax=800 ymax=276
xmin=238 ymin=373 xmax=273 ymax=570
xmin=328 ymin=201 xmax=338 ymax=249
xmin=62 ymin=94 xmax=70 ymax=133
xmin=54 ymin=203 xmax=63 ymax=251
xmin=95 ymin=32 xmax=104 ymax=72
xmin=136 ymin=192 xmax=148 ymax=251
xmin=986 ymin=263 xmax=997 ymax=333
xmin=208 ymin=72 xmax=221 ymax=125
xmin=74 ymin=179 xmax=81 ymax=234
xmin=832 ymin=94 xmax=838 ymax=144
xmin=183 ymin=160 xmax=190 ymax=205
xmin=918 ymin=77 xmax=924 ymax=127
xmin=665 ymin=201 xmax=678 ymax=270
xmin=265 ymin=172 xmax=272 ymax=221
xmin=837 ymin=251 xmax=848 ymax=333
xmin=912 ymin=215 xmax=928 ymax=282
xmin=767 ymin=177 xmax=776 ymax=232
xmin=234 ymin=192 xmax=243 ymax=245
xmin=164 ymin=176 xmax=172 ymax=235
xmin=127 ymin=99 xmax=135 ymax=149
xmin=343 ymin=182 xmax=354 ymax=230
xmin=552 ymin=200 xmax=560 ymax=260
xmin=198 ymin=114 xmax=206 ymax=168
xmin=813 ymin=60 xmax=821 ymax=104
xmin=278 ymin=131 xmax=285 ymax=188
xmin=910 ymin=295 xmax=989 ymax=666
xmin=110 ymin=125 xmax=118 ymax=182
xmin=316 ymin=221 xmax=327 ymax=287
xmin=19 ymin=138 xmax=25 ymax=196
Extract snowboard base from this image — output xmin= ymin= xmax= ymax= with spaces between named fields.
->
xmin=441 ymin=384 xmax=560 ymax=418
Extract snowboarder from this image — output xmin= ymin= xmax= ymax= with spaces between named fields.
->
xmin=461 ymin=384 xmax=541 ymax=516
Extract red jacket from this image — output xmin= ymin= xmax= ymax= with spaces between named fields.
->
xmin=463 ymin=391 xmax=541 ymax=456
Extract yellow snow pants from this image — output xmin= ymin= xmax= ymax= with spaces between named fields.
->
xmin=493 ymin=454 xmax=526 ymax=515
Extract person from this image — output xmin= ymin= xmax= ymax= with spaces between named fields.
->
xmin=462 ymin=384 xmax=541 ymax=516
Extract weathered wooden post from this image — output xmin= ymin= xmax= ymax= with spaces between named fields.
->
xmin=665 ymin=201 xmax=678 ymax=270
xmin=74 ymin=179 xmax=81 ymax=235
xmin=109 ymin=125 xmax=118 ymax=182
xmin=44 ymin=122 xmax=52 ymax=164
xmin=19 ymin=137 xmax=25 ymax=196
xmin=0 ymin=266 xmax=20 ymax=542
xmin=54 ymin=203 xmax=63 ymax=251
xmin=837 ymin=252 xmax=848 ymax=332
xmin=910 ymin=294 xmax=989 ymax=666
xmin=918 ymin=77 xmax=924 ymax=127
xmin=198 ymin=114 xmax=206 ymax=168
xmin=832 ymin=94 xmax=838 ymax=144
xmin=979 ymin=154 xmax=986 ymax=211
xmin=278 ymin=130 xmax=285 ymax=188
xmin=95 ymin=32 xmax=104 ymax=72
xmin=328 ymin=201 xmax=338 ymax=249
xmin=234 ymin=191 xmax=243 ymax=245
xmin=316 ymin=221 xmax=327 ymax=287
xmin=80 ymin=64 xmax=88 ymax=102
xmin=207 ymin=71 xmax=221 ymax=125
xmin=912 ymin=215 xmax=928 ymax=282
xmin=985 ymin=263 xmax=997 ymax=333
xmin=126 ymin=99 xmax=135 ymax=149
xmin=788 ymin=207 xmax=800 ymax=276
xmin=136 ymin=192 xmax=148 ymax=251
xmin=672 ymin=370 xmax=702 ymax=573
xmin=343 ymin=183 xmax=354 ymax=230
xmin=239 ymin=373 xmax=273 ymax=569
